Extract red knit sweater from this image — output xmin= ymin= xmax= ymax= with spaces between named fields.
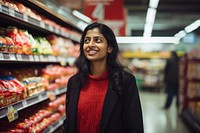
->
xmin=77 ymin=70 xmax=109 ymax=133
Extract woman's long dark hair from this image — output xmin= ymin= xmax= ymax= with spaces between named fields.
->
xmin=75 ymin=22 xmax=126 ymax=95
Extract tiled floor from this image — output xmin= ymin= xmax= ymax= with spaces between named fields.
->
xmin=140 ymin=91 xmax=192 ymax=133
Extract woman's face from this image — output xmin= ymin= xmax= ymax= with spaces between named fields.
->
xmin=83 ymin=28 xmax=112 ymax=62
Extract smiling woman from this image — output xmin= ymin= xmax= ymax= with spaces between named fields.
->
xmin=63 ymin=22 xmax=144 ymax=133
xmin=83 ymin=27 xmax=113 ymax=70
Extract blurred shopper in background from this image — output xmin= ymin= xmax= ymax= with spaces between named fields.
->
xmin=63 ymin=22 xmax=143 ymax=133
xmin=163 ymin=51 xmax=179 ymax=109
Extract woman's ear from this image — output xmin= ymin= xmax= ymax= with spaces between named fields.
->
xmin=107 ymin=46 xmax=113 ymax=53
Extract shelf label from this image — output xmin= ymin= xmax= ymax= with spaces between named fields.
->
xmin=34 ymin=55 xmax=39 ymax=61
xmin=40 ymin=22 xmax=45 ymax=28
xmin=54 ymin=89 xmax=59 ymax=95
xmin=55 ymin=28 xmax=59 ymax=34
xmin=9 ymin=8 xmax=15 ymax=17
xmin=59 ymin=57 xmax=66 ymax=66
xmin=7 ymin=106 xmax=18 ymax=122
xmin=49 ymin=55 xmax=57 ymax=62
xmin=39 ymin=55 xmax=44 ymax=61
xmin=47 ymin=91 xmax=56 ymax=101
xmin=22 ymin=100 xmax=28 ymax=107
xmin=29 ymin=55 xmax=34 ymax=61
xmin=23 ymin=14 xmax=28 ymax=22
xmin=0 ymin=4 xmax=2 ymax=12
xmin=9 ymin=53 xmax=16 ymax=60
xmin=16 ymin=54 xmax=22 ymax=61
xmin=0 ymin=52 xmax=3 ymax=60
xmin=48 ymin=25 xmax=54 ymax=31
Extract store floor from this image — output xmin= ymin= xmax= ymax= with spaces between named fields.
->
xmin=140 ymin=91 xmax=192 ymax=133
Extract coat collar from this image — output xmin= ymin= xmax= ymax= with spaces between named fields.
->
xmin=69 ymin=81 xmax=119 ymax=133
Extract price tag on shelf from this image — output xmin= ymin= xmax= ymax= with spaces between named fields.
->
xmin=9 ymin=8 xmax=15 ymax=17
xmin=22 ymin=100 xmax=28 ymax=107
xmin=38 ymin=94 xmax=43 ymax=100
xmin=47 ymin=91 xmax=56 ymax=101
xmin=0 ymin=52 xmax=4 ymax=60
xmin=39 ymin=55 xmax=44 ymax=61
xmin=7 ymin=106 xmax=18 ymax=122
xmin=43 ymin=55 xmax=48 ymax=61
xmin=50 ymin=56 xmax=57 ymax=62
xmin=60 ymin=57 xmax=66 ymax=66
xmin=16 ymin=54 xmax=22 ymax=61
xmin=34 ymin=55 xmax=39 ymax=61
xmin=23 ymin=14 xmax=28 ymax=22
xmin=55 ymin=28 xmax=59 ymax=34
xmin=40 ymin=22 xmax=45 ymax=28
xmin=48 ymin=25 xmax=54 ymax=31
xmin=9 ymin=53 xmax=16 ymax=60
xmin=54 ymin=89 xmax=59 ymax=95
xmin=0 ymin=4 xmax=2 ymax=12
xmin=29 ymin=55 xmax=34 ymax=61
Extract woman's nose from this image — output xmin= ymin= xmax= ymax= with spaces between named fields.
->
xmin=88 ymin=40 xmax=95 ymax=46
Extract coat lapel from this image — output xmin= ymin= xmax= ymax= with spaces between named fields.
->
xmin=100 ymin=86 xmax=119 ymax=133
xmin=69 ymin=85 xmax=80 ymax=133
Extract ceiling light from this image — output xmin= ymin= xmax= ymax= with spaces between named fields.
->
xmin=174 ymin=30 xmax=186 ymax=39
xmin=72 ymin=10 xmax=92 ymax=23
xmin=146 ymin=8 xmax=156 ymax=23
xmin=184 ymin=19 xmax=200 ymax=33
xmin=116 ymin=37 xmax=180 ymax=44
xmin=149 ymin=0 xmax=160 ymax=8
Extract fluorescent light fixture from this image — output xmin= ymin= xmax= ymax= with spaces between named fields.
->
xmin=149 ymin=0 xmax=160 ymax=8
xmin=146 ymin=8 xmax=156 ymax=23
xmin=184 ymin=19 xmax=200 ymax=33
xmin=143 ymin=8 xmax=156 ymax=37
xmin=116 ymin=36 xmax=180 ymax=44
xmin=72 ymin=10 xmax=92 ymax=23
xmin=174 ymin=30 xmax=186 ymax=39
xmin=143 ymin=23 xmax=153 ymax=37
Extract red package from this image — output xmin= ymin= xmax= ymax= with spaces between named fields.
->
xmin=0 ymin=36 xmax=7 ymax=51
xmin=4 ymin=37 xmax=15 ymax=53
xmin=7 ymin=27 xmax=24 ymax=54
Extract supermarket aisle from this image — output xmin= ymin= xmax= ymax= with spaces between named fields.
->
xmin=140 ymin=92 xmax=192 ymax=133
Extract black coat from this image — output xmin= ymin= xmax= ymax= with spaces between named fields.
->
xmin=63 ymin=71 xmax=144 ymax=133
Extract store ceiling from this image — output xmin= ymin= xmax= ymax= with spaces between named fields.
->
xmin=125 ymin=0 xmax=200 ymax=36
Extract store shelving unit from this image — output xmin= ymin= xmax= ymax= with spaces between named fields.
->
xmin=179 ymin=53 xmax=200 ymax=133
xmin=42 ymin=116 xmax=65 ymax=133
xmin=0 ymin=52 xmax=75 ymax=65
xmin=122 ymin=51 xmax=167 ymax=92
xmin=0 ymin=0 xmax=81 ymax=132
xmin=0 ymin=87 xmax=66 ymax=119
xmin=0 ymin=3 xmax=81 ymax=42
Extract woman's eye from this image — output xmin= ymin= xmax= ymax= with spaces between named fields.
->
xmin=96 ymin=38 xmax=102 ymax=43
xmin=84 ymin=39 xmax=90 ymax=43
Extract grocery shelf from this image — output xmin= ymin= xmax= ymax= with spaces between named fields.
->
xmin=42 ymin=115 xmax=65 ymax=133
xmin=0 ymin=4 xmax=80 ymax=42
xmin=182 ymin=108 xmax=200 ymax=133
xmin=0 ymin=87 xmax=67 ymax=119
xmin=18 ymin=0 xmax=85 ymax=32
xmin=0 ymin=52 xmax=75 ymax=65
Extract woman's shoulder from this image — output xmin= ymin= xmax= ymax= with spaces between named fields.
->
xmin=122 ymin=70 xmax=136 ymax=81
xmin=69 ymin=73 xmax=80 ymax=80
xmin=68 ymin=73 xmax=81 ymax=87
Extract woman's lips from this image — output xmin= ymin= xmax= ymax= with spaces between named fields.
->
xmin=87 ymin=50 xmax=98 ymax=55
